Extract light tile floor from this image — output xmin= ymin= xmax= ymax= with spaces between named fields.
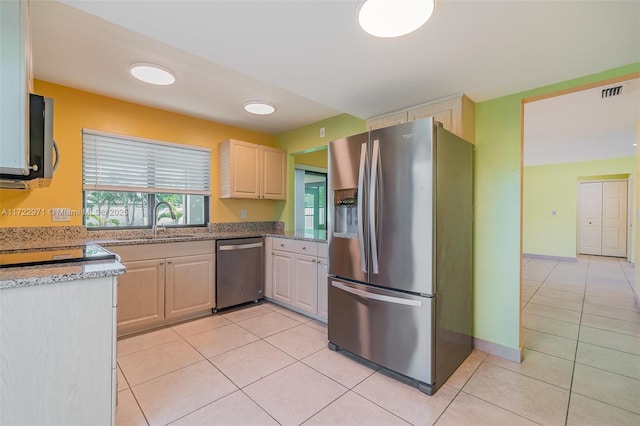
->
xmin=117 ymin=255 xmax=640 ymax=425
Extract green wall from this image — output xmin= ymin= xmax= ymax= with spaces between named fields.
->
xmin=475 ymin=62 xmax=640 ymax=353
xmin=523 ymin=157 xmax=635 ymax=259
xmin=274 ymin=114 xmax=365 ymax=227
xmin=274 ymin=62 xmax=640 ymax=355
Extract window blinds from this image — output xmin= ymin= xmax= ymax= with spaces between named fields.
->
xmin=82 ymin=130 xmax=211 ymax=195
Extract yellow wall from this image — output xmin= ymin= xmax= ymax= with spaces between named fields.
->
xmin=274 ymin=114 xmax=366 ymax=228
xmin=523 ymin=157 xmax=635 ymax=258
xmin=0 ymin=80 xmax=280 ymax=227
xmin=295 ymin=149 xmax=328 ymax=169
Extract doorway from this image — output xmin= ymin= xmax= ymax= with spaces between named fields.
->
xmin=578 ymin=179 xmax=628 ymax=257
xmin=294 ymin=167 xmax=327 ymax=233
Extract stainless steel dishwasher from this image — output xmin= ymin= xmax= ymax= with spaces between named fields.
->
xmin=215 ymin=237 xmax=264 ymax=311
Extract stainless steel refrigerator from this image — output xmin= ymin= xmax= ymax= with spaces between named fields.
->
xmin=327 ymin=117 xmax=473 ymax=395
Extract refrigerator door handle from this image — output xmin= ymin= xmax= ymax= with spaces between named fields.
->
xmin=332 ymin=281 xmax=423 ymax=307
xmin=369 ymin=139 xmax=380 ymax=274
xmin=357 ymin=142 xmax=368 ymax=273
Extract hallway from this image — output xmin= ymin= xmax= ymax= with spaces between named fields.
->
xmin=520 ymin=255 xmax=639 ymax=424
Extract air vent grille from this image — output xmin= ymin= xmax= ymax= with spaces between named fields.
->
xmin=601 ymin=85 xmax=625 ymax=98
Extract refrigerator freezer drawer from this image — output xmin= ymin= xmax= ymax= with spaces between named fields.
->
xmin=328 ymin=278 xmax=434 ymax=385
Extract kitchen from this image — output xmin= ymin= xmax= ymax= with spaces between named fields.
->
xmin=1 ymin=1 xmax=639 ymax=425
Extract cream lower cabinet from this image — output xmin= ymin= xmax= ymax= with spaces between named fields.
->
xmin=117 ymin=259 xmax=164 ymax=332
xmin=265 ymin=237 xmax=328 ymax=321
xmin=165 ymin=254 xmax=215 ymax=319
xmin=0 ymin=276 xmax=117 ymax=425
xmin=317 ymin=257 xmax=328 ymax=320
xmin=112 ymin=241 xmax=215 ymax=336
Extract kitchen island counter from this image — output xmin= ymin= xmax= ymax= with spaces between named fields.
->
xmin=0 ymin=257 xmax=125 ymax=289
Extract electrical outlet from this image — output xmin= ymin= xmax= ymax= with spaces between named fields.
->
xmin=320 ymin=127 xmax=326 ymax=138
xmin=241 ymin=209 xmax=247 ymax=219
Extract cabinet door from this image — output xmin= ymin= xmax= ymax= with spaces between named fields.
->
xmin=117 ymin=259 xmax=165 ymax=334
xmin=0 ymin=277 xmax=116 ymax=425
xmin=165 ymin=254 xmax=215 ymax=319
xmin=293 ymin=253 xmax=318 ymax=315
xmin=408 ymin=99 xmax=457 ymax=133
xmin=264 ymin=237 xmax=273 ymax=298
xmin=261 ymin=146 xmax=286 ymax=200
xmin=366 ymin=111 xmax=408 ymax=131
xmin=272 ymin=250 xmax=293 ymax=305
xmin=0 ymin=0 xmax=30 ymax=174
xmin=231 ymin=140 xmax=260 ymax=198
xmin=317 ymin=257 xmax=328 ymax=321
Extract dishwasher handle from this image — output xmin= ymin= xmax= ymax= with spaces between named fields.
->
xmin=218 ymin=242 xmax=263 ymax=251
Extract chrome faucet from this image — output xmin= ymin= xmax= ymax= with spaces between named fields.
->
xmin=152 ymin=201 xmax=176 ymax=235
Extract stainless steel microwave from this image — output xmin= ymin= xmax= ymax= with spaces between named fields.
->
xmin=0 ymin=94 xmax=58 ymax=189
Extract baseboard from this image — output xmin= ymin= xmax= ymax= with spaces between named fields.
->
xmin=523 ymin=253 xmax=577 ymax=263
xmin=473 ymin=337 xmax=522 ymax=363
xmin=635 ymin=292 xmax=640 ymax=311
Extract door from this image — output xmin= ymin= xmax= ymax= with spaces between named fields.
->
xmin=328 ymin=278 xmax=434 ymax=385
xmin=328 ymin=131 xmax=369 ymax=284
xmin=368 ymin=118 xmax=434 ymax=294
xmin=578 ymin=181 xmax=627 ymax=257
xmin=579 ymin=182 xmax=603 ymax=255
xmin=602 ymin=181 xmax=628 ymax=256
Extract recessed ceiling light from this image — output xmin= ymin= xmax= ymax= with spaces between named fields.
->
xmin=359 ymin=0 xmax=435 ymax=38
xmin=129 ymin=63 xmax=175 ymax=85
xmin=244 ymin=101 xmax=276 ymax=115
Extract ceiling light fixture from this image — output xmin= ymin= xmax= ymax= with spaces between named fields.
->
xmin=359 ymin=0 xmax=435 ymax=38
xmin=244 ymin=101 xmax=276 ymax=115
xmin=129 ymin=63 xmax=176 ymax=85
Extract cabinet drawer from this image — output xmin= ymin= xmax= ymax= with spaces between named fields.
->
xmin=272 ymin=238 xmax=317 ymax=256
xmin=317 ymin=242 xmax=328 ymax=259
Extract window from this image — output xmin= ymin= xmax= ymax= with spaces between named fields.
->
xmin=82 ymin=130 xmax=210 ymax=229
xmin=295 ymin=168 xmax=327 ymax=232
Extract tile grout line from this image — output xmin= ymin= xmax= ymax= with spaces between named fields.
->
xmin=116 ymin=364 xmax=151 ymax=426
xmin=563 ymin=255 xmax=592 ymax=426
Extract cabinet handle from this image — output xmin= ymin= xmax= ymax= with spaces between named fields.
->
xmin=312 ymin=259 xmax=316 ymax=263
xmin=168 ymin=260 xmax=172 ymax=264
xmin=160 ymin=261 xmax=164 ymax=265
xmin=280 ymin=244 xmax=285 ymax=247
xmin=302 ymin=247 xmax=307 ymax=250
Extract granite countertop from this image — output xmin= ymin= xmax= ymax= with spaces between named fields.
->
xmin=0 ymin=258 xmax=125 ymax=290
xmin=0 ymin=222 xmax=326 ymax=289
xmin=268 ymin=230 xmax=327 ymax=243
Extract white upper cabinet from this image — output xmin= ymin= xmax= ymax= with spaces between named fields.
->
xmin=219 ymin=139 xmax=286 ymax=200
xmin=0 ymin=0 xmax=33 ymax=174
xmin=366 ymin=94 xmax=475 ymax=143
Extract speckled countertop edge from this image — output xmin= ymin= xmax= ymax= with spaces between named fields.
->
xmin=0 ymin=260 xmax=125 ymax=290
xmin=266 ymin=231 xmax=328 ymax=243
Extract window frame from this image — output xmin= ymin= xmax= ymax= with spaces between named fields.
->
xmin=82 ymin=129 xmax=211 ymax=230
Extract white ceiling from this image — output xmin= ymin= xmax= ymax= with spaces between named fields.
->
xmin=524 ymin=78 xmax=640 ymax=166
xmin=30 ymin=0 xmax=640 ymax=144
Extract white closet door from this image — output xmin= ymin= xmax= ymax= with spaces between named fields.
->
xmin=579 ymin=182 xmax=603 ymax=255
xmin=602 ymin=181 xmax=628 ymax=257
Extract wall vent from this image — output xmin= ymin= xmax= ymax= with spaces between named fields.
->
xmin=601 ymin=84 xmax=626 ymax=98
